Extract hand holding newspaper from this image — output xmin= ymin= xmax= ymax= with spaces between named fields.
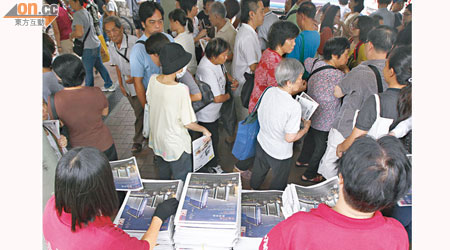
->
xmin=295 ymin=92 xmax=319 ymax=121
xmin=192 ymin=136 xmax=215 ymax=172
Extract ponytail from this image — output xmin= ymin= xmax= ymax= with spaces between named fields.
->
xmin=186 ymin=17 xmax=194 ymax=33
xmin=169 ymin=8 xmax=193 ymax=33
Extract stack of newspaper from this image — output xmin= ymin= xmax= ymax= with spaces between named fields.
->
xmin=173 ymin=173 xmax=242 ymax=249
xmin=113 ymin=179 xmax=184 ymax=249
xmin=282 ymin=176 xmax=339 ymax=218
xmin=235 ymin=190 xmax=285 ymax=250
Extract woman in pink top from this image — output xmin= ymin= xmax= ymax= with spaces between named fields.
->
xmin=43 ymin=147 xmax=179 ymax=250
xmin=248 ymin=21 xmax=299 ymax=113
xmin=318 ymin=5 xmax=341 ymax=55
xmin=46 ymin=0 xmax=73 ymax=54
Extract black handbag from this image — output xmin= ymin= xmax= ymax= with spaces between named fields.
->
xmin=220 ymin=73 xmax=237 ymax=137
xmin=241 ymin=72 xmax=255 ymax=109
xmin=73 ymin=14 xmax=92 ymax=57
xmin=192 ymin=80 xmax=215 ymax=112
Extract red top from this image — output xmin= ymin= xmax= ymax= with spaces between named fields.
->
xmin=259 ymin=203 xmax=409 ymax=250
xmin=248 ymin=48 xmax=282 ymax=113
xmin=43 ymin=196 xmax=149 ymax=250
xmin=318 ymin=27 xmax=333 ymax=55
xmin=56 ymin=6 xmax=72 ymax=40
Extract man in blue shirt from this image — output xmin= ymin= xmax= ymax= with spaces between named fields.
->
xmin=286 ymin=1 xmax=319 ymax=64
xmin=130 ymin=1 xmax=174 ymax=107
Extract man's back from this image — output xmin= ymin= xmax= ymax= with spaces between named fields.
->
xmin=370 ymin=8 xmax=395 ymax=28
xmin=260 ymin=204 xmax=409 ymax=250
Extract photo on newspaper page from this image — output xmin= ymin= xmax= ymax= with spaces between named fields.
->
xmin=295 ymin=92 xmax=319 ymax=120
xmin=293 ymin=176 xmax=339 ymax=212
xmin=110 ymin=157 xmax=143 ymax=191
xmin=192 ymin=136 xmax=215 ymax=172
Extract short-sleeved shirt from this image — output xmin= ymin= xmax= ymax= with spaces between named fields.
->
xmin=286 ymin=3 xmax=300 ymax=28
xmin=355 ymin=88 xmax=401 ymax=132
xmin=43 ymin=72 xmax=64 ymax=103
xmin=50 ymin=87 xmax=113 ymax=152
xmin=232 ymin=23 xmax=261 ymax=95
xmin=43 ymin=196 xmax=149 ymax=250
xmin=105 ymin=0 xmax=118 ymax=14
xmin=286 ymin=30 xmax=320 ymax=63
xmin=108 ymin=33 xmax=139 ymax=96
xmin=259 ymin=203 xmax=409 ymax=250
xmin=72 ymin=8 xmax=100 ymax=49
xmin=318 ymin=27 xmax=333 ymax=55
xmin=179 ymin=71 xmax=200 ymax=95
xmin=370 ymin=8 xmax=396 ymax=28
xmin=248 ymin=48 xmax=282 ymax=113
xmin=215 ymin=19 xmax=237 ymax=73
xmin=130 ymin=33 xmax=174 ymax=89
xmin=305 ymin=58 xmax=345 ymax=132
xmin=332 ymin=59 xmax=387 ymax=138
xmin=348 ymin=42 xmax=367 ymax=69
xmin=175 ymin=30 xmax=197 ymax=74
xmin=257 ymin=87 xmax=302 ymax=160
xmin=195 ymin=56 xmax=226 ymax=123
xmin=197 ymin=10 xmax=211 ymax=27
xmin=56 ymin=6 xmax=72 ymax=40
xmin=257 ymin=11 xmax=279 ymax=51
xmin=147 ymin=75 xmax=197 ymax=161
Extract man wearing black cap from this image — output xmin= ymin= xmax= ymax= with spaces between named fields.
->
xmin=145 ymin=43 xmax=212 ymax=182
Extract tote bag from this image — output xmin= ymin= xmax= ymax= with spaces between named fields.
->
xmin=366 ymin=94 xmax=394 ymax=139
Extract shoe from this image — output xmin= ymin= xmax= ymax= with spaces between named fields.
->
xmin=131 ymin=143 xmax=142 ymax=154
xmin=295 ymin=161 xmax=309 ymax=168
xmin=301 ymin=174 xmax=324 ymax=183
xmin=101 ymin=83 xmax=116 ymax=92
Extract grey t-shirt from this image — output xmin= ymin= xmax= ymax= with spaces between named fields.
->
xmin=43 ymin=72 xmax=64 ymax=102
xmin=355 ymin=88 xmax=401 ymax=132
xmin=179 ymin=71 xmax=200 ymax=95
xmin=332 ymin=59 xmax=387 ymax=138
xmin=370 ymin=8 xmax=395 ymax=28
xmin=72 ymin=9 xmax=100 ymax=49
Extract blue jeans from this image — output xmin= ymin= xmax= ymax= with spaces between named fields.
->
xmin=81 ymin=46 xmax=112 ymax=88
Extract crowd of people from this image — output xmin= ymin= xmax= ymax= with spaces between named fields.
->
xmin=42 ymin=0 xmax=413 ymax=249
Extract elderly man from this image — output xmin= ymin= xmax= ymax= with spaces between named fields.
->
xmin=104 ymin=16 xmax=144 ymax=154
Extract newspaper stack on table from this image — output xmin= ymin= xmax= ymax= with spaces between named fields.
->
xmin=173 ymin=173 xmax=242 ymax=250
xmin=113 ymin=179 xmax=183 ymax=249
xmin=110 ymin=156 xmax=143 ymax=191
xmin=234 ymin=190 xmax=285 ymax=250
xmin=282 ymin=176 xmax=339 ymax=218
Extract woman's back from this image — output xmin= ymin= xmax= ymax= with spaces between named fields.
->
xmin=52 ymin=87 xmax=113 ymax=151
xmin=56 ymin=6 xmax=72 ymax=40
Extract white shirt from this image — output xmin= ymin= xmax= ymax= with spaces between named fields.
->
xmin=257 ymin=11 xmax=279 ymax=51
xmin=257 ymin=87 xmax=302 ymax=160
xmin=106 ymin=0 xmax=118 ymax=14
xmin=195 ymin=56 xmax=226 ymax=123
xmin=108 ymin=33 xmax=139 ymax=96
xmin=175 ymin=30 xmax=198 ymax=74
xmin=339 ymin=4 xmax=351 ymax=21
xmin=232 ymin=23 xmax=261 ymax=95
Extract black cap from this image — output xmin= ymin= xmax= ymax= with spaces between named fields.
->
xmin=159 ymin=43 xmax=192 ymax=75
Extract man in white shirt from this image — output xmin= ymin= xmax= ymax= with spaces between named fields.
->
xmin=104 ymin=16 xmax=144 ymax=153
xmin=103 ymin=0 xmax=118 ymax=17
xmin=257 ymin=0 xmax=279 ymax=51
xmin=338 ymin=0 xmax=351 ymax=21
xmin=231 ymin=0 xmax=264 ymax=122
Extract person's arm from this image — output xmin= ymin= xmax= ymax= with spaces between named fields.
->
xmin=190 ymin=93 xmax=202 ymax=102
xmin=52 ymin=21 xmax=62 ymax=53
xmin=334 ymin=85 xmax=344 ymax=98
xmin=134 ymin=77 xmax=146 ymax=107
xmin=184 ymin=122 xmax=212 ymax=138
xmin=285 ymin=119 xmax=311 ymax=143
xmin=194 ymin=29 xmax=208 ymax=43
xmin=336 ymin=127 xmax=367 ymax=158
xmin=213 ymin=93 xmax=230 ymax=103
xmin=70 ymin=24 xmax=84 ymax=39
xmin=115 ymin=66 xmax=128 ymax=97
xmin=226 ymin=72 xmax=239 ymax=91
xmin=102 ymin=106 xmax=109 ymax=116
xmin=249 ymin=63 xmax=258 ymax=73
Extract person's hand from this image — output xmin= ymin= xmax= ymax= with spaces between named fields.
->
xmin=153 ymin=198 xmax=179 ymax=222
xmin=57 ymin=135 xmax=68 ymax=148
xmin=119 ymin=85 xmax=128 ymax=97
xmin=300 ymin=79 xmax=307 ymax=92
xmin=57 ymin=47 xmax=62 ymax=54
xmin=202 ymin=128 xmax=212 ymax=139
xmin=339 ymin=64 xmax=350 ymax=74
xmin=125 ymin=76 xmax=134 ymax=84
xmin=197 ymin=29 xmax=207 ymax=39
xmin=336 ymin=143 xmax=344 ymax=158
xmin=230 ymin=78 xmax=239 ymax=91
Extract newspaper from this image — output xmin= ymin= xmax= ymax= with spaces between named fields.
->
xmin=110 ymin=157 xmax=143 ymax=191
xmin=43 ymin=120 xmax=61 ymax=138
xmin=295 ymin=92 xmax=319 ymax=120
xmin=192 ymin=136 xmax=215 ymax=172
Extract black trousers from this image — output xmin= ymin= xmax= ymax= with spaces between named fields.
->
xmin=303 ymin=128 xmax=329 ymax=179
xmin=250 ymin=142 xmax=292 ymax=191
xmin=198 ymin=120 xmax=219 ymax=169
xmin=297 ymin=129 xmax=315 ymax=164
xmin=103 ymin=143 xmax=118 ymax=161
xmin=155 ymin=151 xmax=192 ymax=182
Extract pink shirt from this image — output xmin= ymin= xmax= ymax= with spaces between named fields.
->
xmin=43 ymin=196 xmax=149 ymax=250
xmin=56 ymin=6 xmax=72 ymax=40
xmin=259 ymin=203 xmax=409 ymax=250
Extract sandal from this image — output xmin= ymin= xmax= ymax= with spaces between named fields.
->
xmin=295 ymin=161 xmax=309 ymax=168
xmin=301 ymin=175 xmax=324 ymax=183
xmin=131 ymin=143 xmax=142 ymax=154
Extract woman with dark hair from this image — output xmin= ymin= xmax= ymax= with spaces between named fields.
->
xmin=248 ymin=21 xmax=299 ymax=113
xmin=296 ymin=37 xmax=350 ymax=183
xmin=195 ymin=38 xmax=233 ymax=172
xmin=347 ymin=16 xmax=376 ymax=69
xmin=395 ymin=21 xmax=411 ymax=47
xmin=169 ymin=8 xmax=198 ymax=74
xmin=49 ymin=54 xmax=117 ymax=161
xmin=336 ymin=45 xmax=412 ymax=157
xmin=342 ymin=0 xmax=364 ymax=37
xmin=317 ymin=5 xmax=341 ymax=55
xmin=68 ymin=0 xmax=115 ymax=91
xmin=43 ymin=147 xmax=179 ymax=250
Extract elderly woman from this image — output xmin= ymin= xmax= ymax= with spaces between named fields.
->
xmin=68 ymin=0 xmax=114 ymax=91
xmin=195 ymin=38 xmax=236 ymax=171
xmin=43 ymin=147 xmax=179 ymax=250
xmin=296 ymin=37 xmax=350 ymax=183
xmin=48 ymin=54 xmax=117 ymax=161
xmin=247 ymin=21 xmax=299 ymax=113
xmin=250 ymin=58 xmax=311 ymax=191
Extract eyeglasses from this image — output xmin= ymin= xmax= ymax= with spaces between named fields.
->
xmin=147 ymin=19 xmax=164 ymax=25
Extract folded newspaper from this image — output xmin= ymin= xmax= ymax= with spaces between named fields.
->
xmin=113 ymin=179 xmax=183 ymax=248
xmin=110 ymin=156 xmax=143 ymax=191
xmin=295 ymin=92 xmax=319 ymax=120
xmin=174 ymin=173 xmax=242 ymax=249
xmin=282 ymin=176 xmax=339 ymax=218
xmin=192 ymin=136 xmax=215 ymax=172
xmin=235 ymin=190 xmax=285 ymax=250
